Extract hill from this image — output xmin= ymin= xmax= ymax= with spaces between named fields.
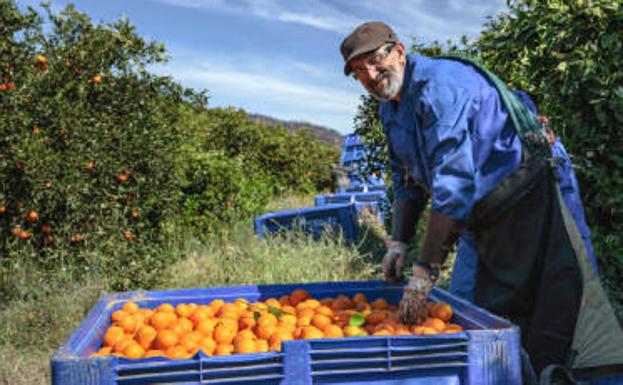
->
xmin=248 ymin=113 xmax=343 ymax=147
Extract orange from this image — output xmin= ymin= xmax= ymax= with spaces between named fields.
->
xmin=422 ymin=317 xmax=446 ymax=333
xmin=113 ymin=335 xmax=132 ymax=353
xmin=179 ymin=333 xmax=200 ymax=354
xmin=196 ymin=318 xmax=218 ymax=337
xmin=123 ymin=342 xmax=145 ymax=359
xmin=175 ymin=303 xmax=192 ymax=318
xmin=155 ymin=330 xmax=179 ymax=350
xmin=209 ymin=299 xmax=225 ymax=314
xmin=268 ymin=328 xmax=294 ymax=347
xmin=353 ymin=293 xmax=368 ymax=304
xmin=150 ymin=312 xmax=174 ymax=330
xmin=234 ymin=329 xmax=256 ymax=344
xmin=366 ymin=311 xmax=387 ymax=325
xmin=344 ymin=326 xmax=367 ymax=337
xmin=118 ymin=315 xmax=138 ymax=334
xmin=323 ymin=324 xmax=344 ymax=338
xmin=122 ymin=302 xmax=139 ymax=314
xmin=264 ymin=298 xmax=281 ymax=309
xmin=178 ymin=318 xmax=194 ymax=333
xmin=234 ymin=338 xmax=258 ymax=354
xmin=214 ymin=344 xmax=234 ymax=356
xmin=238 ymin=315 xmax=256 ymax=330
xmin=281 ymin=305 xmax=296 ymax=314
xmin=290 ymin=289 xmax=310 ymax=306
xmin=311 ymin=314 xmax=332 ymax=330
xmin=280 ymin=313 xmax=297 ymax=326
xmin=144 ymin=349 xmax=165 ymax=358
xmin=111 ymin=310 xmax=129 ymax=323
xmin=165 ymin=345 xmax=189 ymax=359
xmin=319 ymin=298 xmax=333 ymax=308
xmin=213 ymin=323 xmax=236 ymax=345
xmin=299 ymin=299 xmax=320 ymax=310
xmin=156 ymin=303 xmax=175 ymax=313
xmin=297 ymin=308 xmax=315 ymax=319
xmin=255 ymin=339 xmax=269 ymax=353
xmin=301 ymin=326 xmax=324 ymax=340
xmin=137 ymin=325 xmax=157 ymax=350
xmin=218 ymin=303 xmax=240 ymax=318
xmin=371 ymin=298 xmax=389 ymax=310
xmin=169 ymin=321 xmax=187 ymax=337
xmin=92 ymin=346 xmax=113 ymax=357
xmin=26 ymin=211 xmax=38 ymax=222
xmin=103 ymin=326 xmax=125 ymax=347
xmin=190 ymin=308 xmax=213 ymax=325
xmin=431 ymin=302 xmax=453 ymax=322
xmin=444 ymin=323 xmax=463 ymax=334
xmin=296 ymin=315 xmax=312 ymax=328
xmin=255 ymin=323 xmax=277 ymax=340
xmin=315 ymin=305 xmax=334 ymax=318
xmin=198 ymin=337 xmax=217 ymax=356
xmin=257 ymin=313 xmax=278 ymax=328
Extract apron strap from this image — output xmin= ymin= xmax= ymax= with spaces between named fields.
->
xmin=436 ymin=54 xmax=550 ymax=158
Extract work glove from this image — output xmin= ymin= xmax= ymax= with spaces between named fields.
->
xmin=383 ymin=239 xmax=409 ymax=282
xmin=400 ymin=211 xmax=460 ymax=324
xmin=399 ymin=263 xmax=434 ymax=324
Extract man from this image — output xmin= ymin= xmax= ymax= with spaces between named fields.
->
xmin=340 ymin=21 xmax=602 ymax=374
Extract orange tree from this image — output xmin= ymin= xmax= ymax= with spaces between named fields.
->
xmin=0 ymin=2 xmax=207 ymax=299
xmin=177 ymin=106 xmax=339 ymax=235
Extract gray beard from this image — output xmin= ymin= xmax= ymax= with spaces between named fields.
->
xmin=370 ymin=69 xmax=403 ymax=101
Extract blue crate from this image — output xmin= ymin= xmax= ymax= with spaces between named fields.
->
xmin=315 ymin=192 xmax=388 ymax=223
xmin=254 ymin=203 xmax=358 ymax=241
xmin=52 ymin=280 xmax=524 ymax=385
xmin=343 ymin=134 xmax=362 ymax=147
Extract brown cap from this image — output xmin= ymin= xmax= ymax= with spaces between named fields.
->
xmin=340 ymin=21 xmax=399 ymax=76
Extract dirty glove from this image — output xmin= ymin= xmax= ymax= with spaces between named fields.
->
xmin=399 ymin=263 xmax=435 ymax=324
xmin=399 ymin=211 xmax=460 ymax=324
xmin=383 ymin=239 xmax=409 ymax=282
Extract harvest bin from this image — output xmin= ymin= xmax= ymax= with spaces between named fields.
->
xmin=52 ymin=280 xmax=523 ymax=385
xmin=254 ymin=203 xmax=358 ymax=242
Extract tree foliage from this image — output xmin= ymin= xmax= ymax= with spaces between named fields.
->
xmin=0 ymin=1 xmax=338 ymax=301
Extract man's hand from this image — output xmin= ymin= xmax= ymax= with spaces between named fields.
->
xmin=383 ymin=239 xmax=408 ymax=282
xmin=399 ymin=264 xmax=433 ymax=324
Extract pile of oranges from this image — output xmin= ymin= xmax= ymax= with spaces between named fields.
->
xmin=91 ymin=289 xmax=463 ymax=360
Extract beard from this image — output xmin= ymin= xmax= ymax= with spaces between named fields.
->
xmin=369 ymin=66 xmax=403 ymax=101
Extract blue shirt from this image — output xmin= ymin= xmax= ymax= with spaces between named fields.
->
xmin=380 ymin=55 xmax=523 ymax=221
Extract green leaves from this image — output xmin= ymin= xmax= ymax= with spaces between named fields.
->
xmin=348 ymin=313 xmax=365 ymax=328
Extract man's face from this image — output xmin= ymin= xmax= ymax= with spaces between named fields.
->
xmin=350 ymin=43 xmax=405 ymax=102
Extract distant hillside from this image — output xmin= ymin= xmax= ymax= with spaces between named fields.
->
xmin=248 ymin=113 xmax=343 ymax=147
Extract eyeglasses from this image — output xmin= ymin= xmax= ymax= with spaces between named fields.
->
xmin=351 ymin=43 xmax=396 ymax=80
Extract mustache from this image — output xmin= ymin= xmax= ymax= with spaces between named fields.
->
xmin=372 ymin=70 xmax=392 ymax=88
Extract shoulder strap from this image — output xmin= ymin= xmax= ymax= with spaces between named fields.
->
xmin=437 ymin=54 xmax=548 ymax=157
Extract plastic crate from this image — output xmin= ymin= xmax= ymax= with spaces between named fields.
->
xmin=52 ymin=280 xmax=523 ymax=385
xmin=315 ymin=192 xmax=388 ymax=223
xmin=343 ymin=134 xmax=362 ymax=147
xmin=254 ymin=203 xmax=358 ymax=241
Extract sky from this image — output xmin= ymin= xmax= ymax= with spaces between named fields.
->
xmin=17 ymin=0 xmax=509 ymax=135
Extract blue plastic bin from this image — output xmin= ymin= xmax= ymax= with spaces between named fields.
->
xmin=254 ymin=203 xmax=358 ymax=241
xmin=314 ymin=192 xmax=388 ymax=223
xmin=343 ymin=134 xmax=362 ymax=147
xmin=52 ymin=280 xmax=523 ymax=385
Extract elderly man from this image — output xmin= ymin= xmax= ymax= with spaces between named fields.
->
xmin=340 ymin=21 xmax=601 ymax=375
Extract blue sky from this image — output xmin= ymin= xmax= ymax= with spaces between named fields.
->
xmin=18 ymin=0 xmax=508 ymax=134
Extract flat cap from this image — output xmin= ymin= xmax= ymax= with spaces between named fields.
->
xmin=340 ymin=21 xmax=398 ymax=75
